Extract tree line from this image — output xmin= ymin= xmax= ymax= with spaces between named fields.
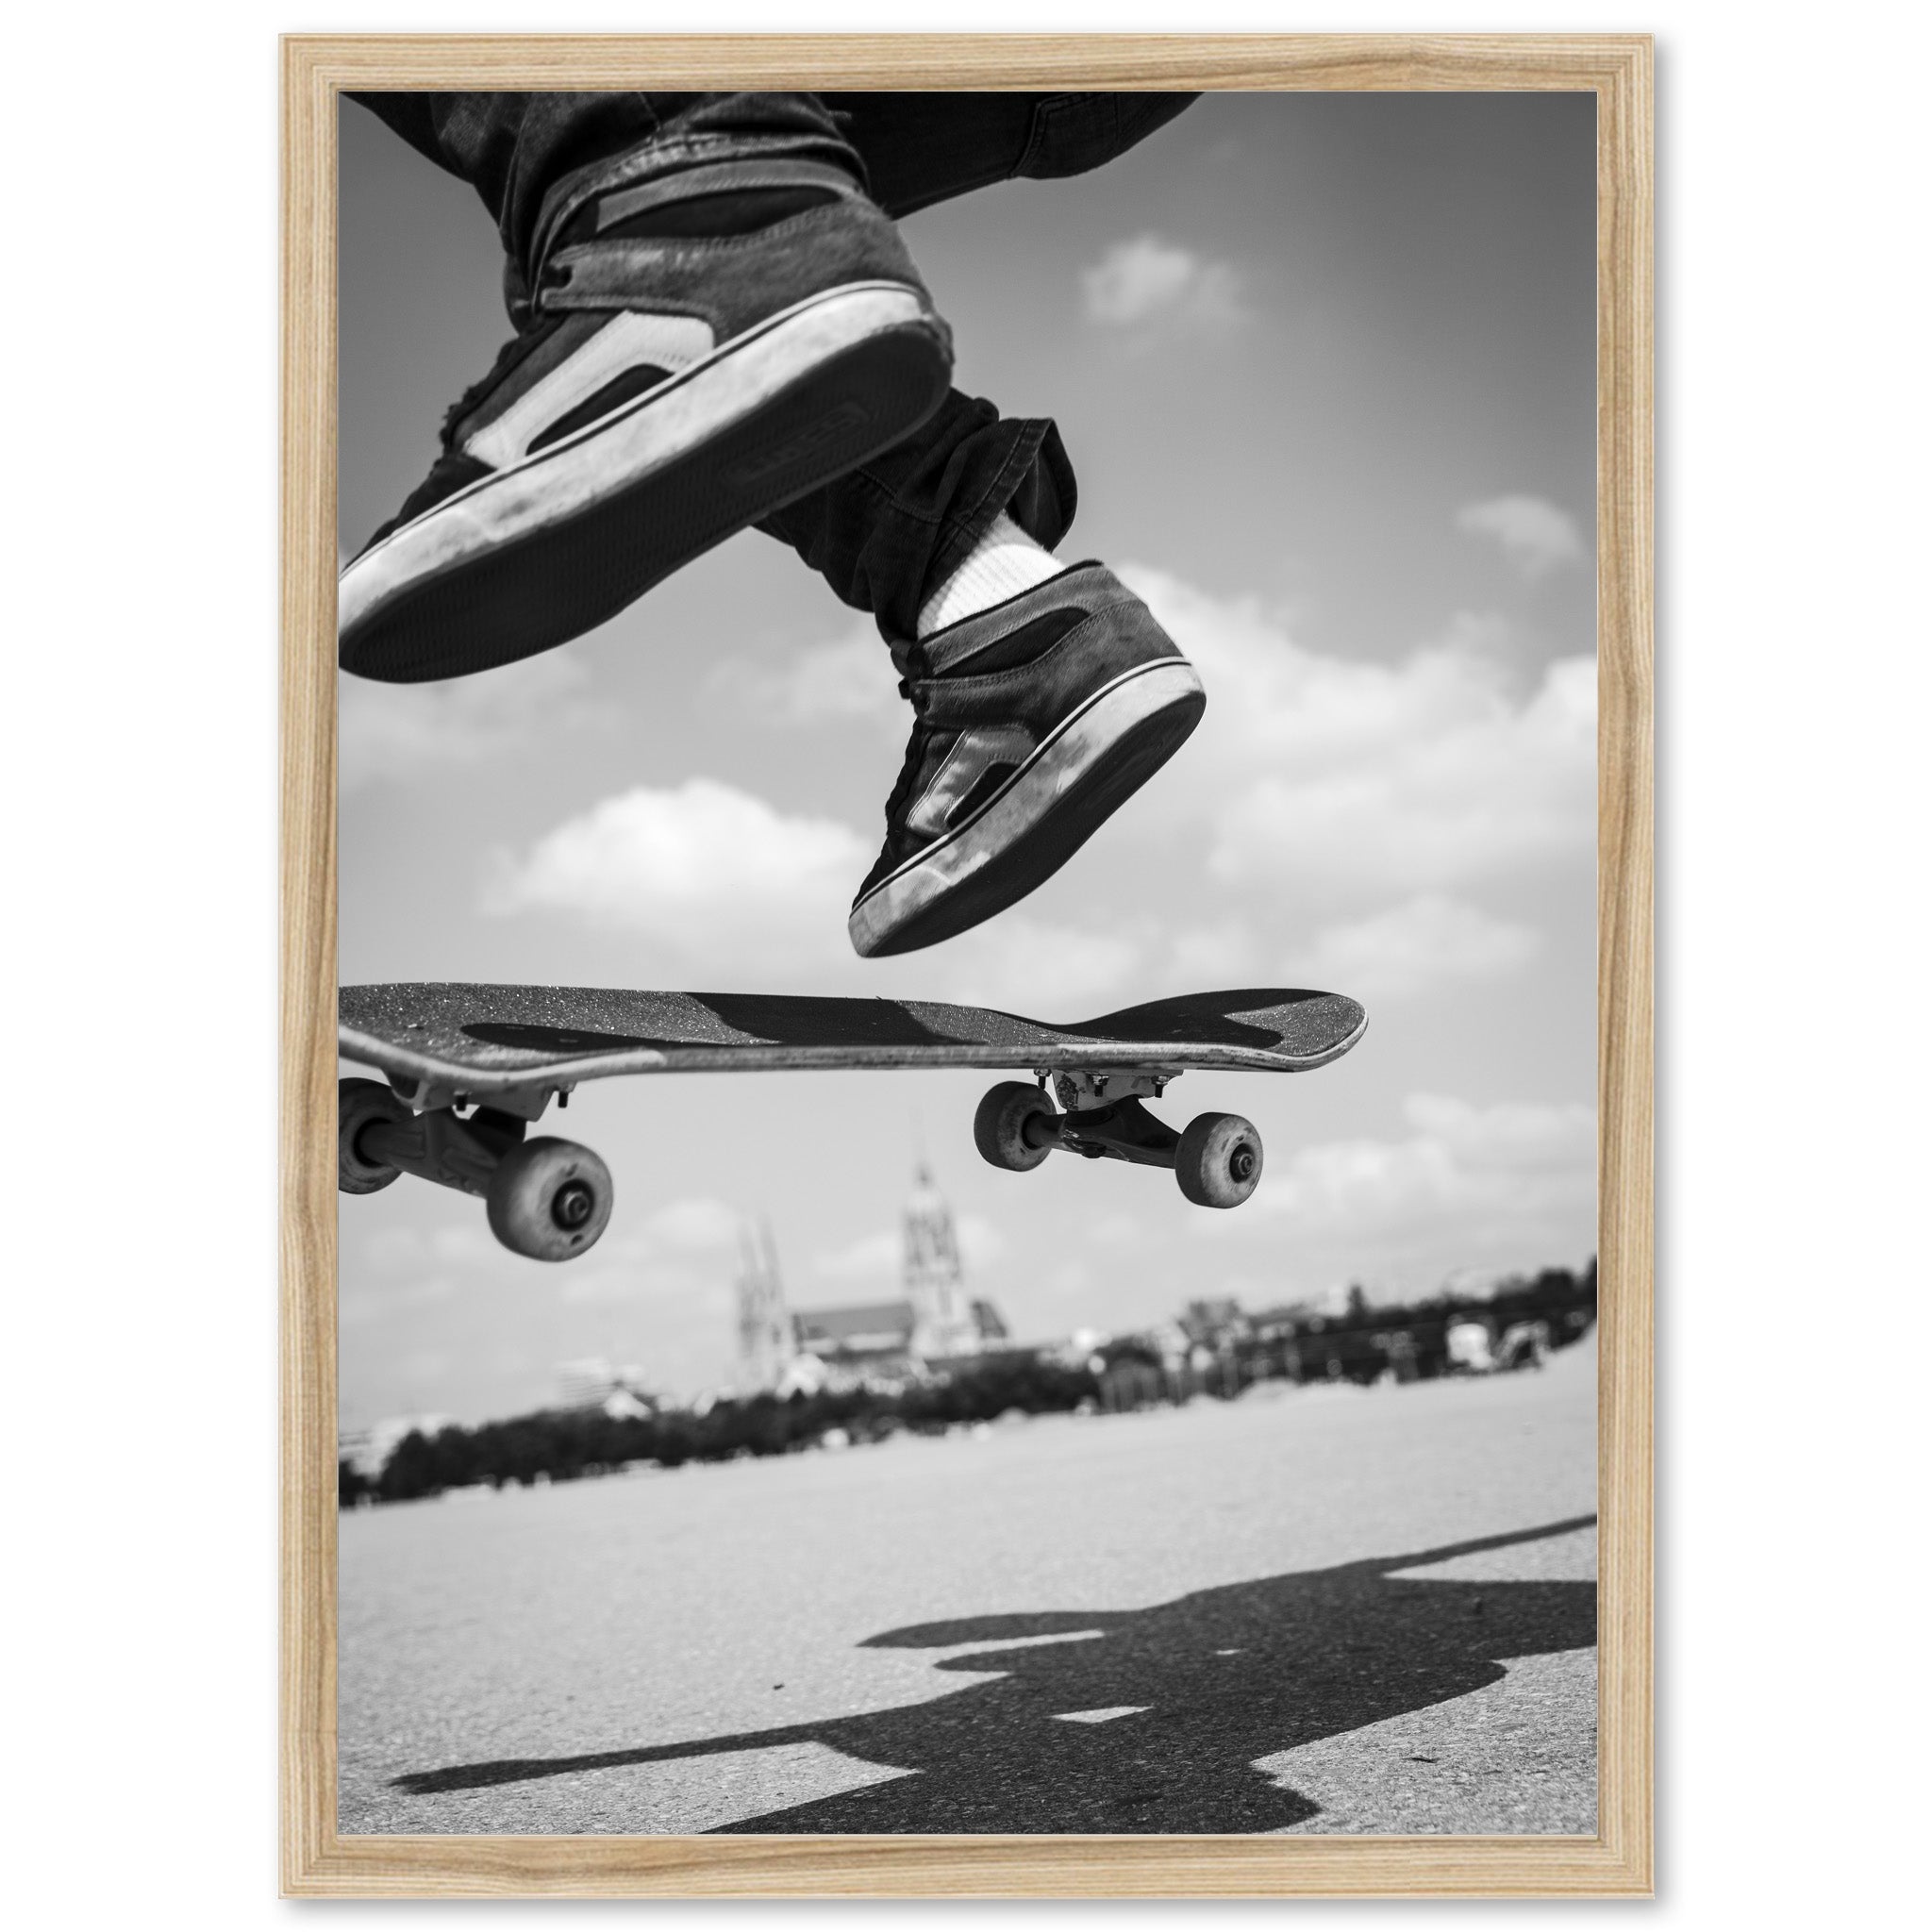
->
xmin=342 ymin=1351 xmax=1096 ymax=1506
xmin=341 ymin=1261 xmax=1595 ymax=1507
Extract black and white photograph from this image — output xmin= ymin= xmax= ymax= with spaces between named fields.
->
xmin=42 ymin=1 xmax=1932 ymax=1918
xmin=332 ymin=82 xmax=1603 ymax=1840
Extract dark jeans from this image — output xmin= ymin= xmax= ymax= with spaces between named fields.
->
xmin=351 ymin=91 xmax=1194 ymax=635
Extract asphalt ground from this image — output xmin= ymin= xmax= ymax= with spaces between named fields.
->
xmin=338 ymin=1339 xmax=1597 ymax=1835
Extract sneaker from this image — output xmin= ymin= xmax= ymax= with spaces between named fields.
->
xmin=848 ymin=563 xmax=1205 ymax=958
xmin=340 ymin=154 xmax=952 ymax=683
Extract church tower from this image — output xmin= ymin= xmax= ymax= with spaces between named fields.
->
xmin=904 ymin=1163 xmax=979 ymax=1360
xmin=735 ymin=1217 xmax=792 ymax=1392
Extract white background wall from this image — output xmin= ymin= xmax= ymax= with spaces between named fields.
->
xmin=2 ymin=0 xmax=1922 ymax=1922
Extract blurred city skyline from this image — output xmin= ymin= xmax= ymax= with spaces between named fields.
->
xmin=337 ymin=91 xmax=1599 ymax=1425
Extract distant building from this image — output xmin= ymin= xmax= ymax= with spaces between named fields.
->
xmin=1179 ymin=1297 xmax=1250 ymax=1351
xmin=735 ymin=1217 xmax=795 ymax=1393
xmin=903 ymin=1163 xmax=981 ymax=1358
xmin=970 ymin=1298 xmax=1010 ymax=1345
xmin=339 ymin=1413 xmax=450 ymax=1480
xmin=791 ymin=1295 xmax=1008 ymax=1390
xmin=792 ymin=1299 xmax=924 ymax=1387
xmin=1445 ymin=1320 xmax=1498 ymax=1373
xmin=787 ymin=1160 xmax=1007 ymax=1388
xmin=1441 ymin=1266 xmax=1512 ymax=1302
xmin=553 ymin=1357 xmax=653 ymax=1412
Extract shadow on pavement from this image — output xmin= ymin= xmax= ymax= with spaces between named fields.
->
xmin=392 ymin=1514 xmax=1596 ymax=1833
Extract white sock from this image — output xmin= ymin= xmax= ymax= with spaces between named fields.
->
xmin=916 ymin=513 xmax=1063 ymax=638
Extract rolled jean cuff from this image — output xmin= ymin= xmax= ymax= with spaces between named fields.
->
xmin=756 ymin=399 xmax=1077 ymax=641
xmin=922 ymin=414 xmax=1077 ymax=612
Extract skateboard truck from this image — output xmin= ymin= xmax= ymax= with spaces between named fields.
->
xmin=337 ymin=1079 xmax=613 ymax=1261
xmin=373 ymin=1072 xmax=570 ymax=1120
xmin=974 ymin=1069 xmax=1264 ymax=1208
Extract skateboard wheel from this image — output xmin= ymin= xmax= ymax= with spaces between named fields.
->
xmin=974 ymin=1081 xmax=1057 ymax=1173
xmin=486 ymin=1137 xmax=613 ymax=1261
xmin=339 ymin=1078 xmax=410 ymax=1194
xmin=1175 ymin=1111 xmax=1263 ymax=1208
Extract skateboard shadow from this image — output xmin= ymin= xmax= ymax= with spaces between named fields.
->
xmin=391 ymin=1515 xmax=1595 ymax=1834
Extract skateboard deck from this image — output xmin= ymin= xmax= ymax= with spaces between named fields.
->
xmin=340 ymin=983 xmax=1366 ymax=1107
xmin=337 ymin=984 xmax=1366 ymax=1262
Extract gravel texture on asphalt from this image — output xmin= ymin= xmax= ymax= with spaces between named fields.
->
xmin=339 ymin=1341 xmax=1597 ymax=1834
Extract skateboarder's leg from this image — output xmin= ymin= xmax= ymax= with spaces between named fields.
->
xmin=350 ymin=91 xmax=1198 ymax=298
xmin=348 ymin=92 xmax=667 ymax=290
xmin=339 ymin=90 xmax=1199 ymax=686
xmin=758 ymin=379 xmax=1204 ymax=959
xmin=339 ymin=92 xmax=955 ymax=684
xmin=753 ymin=391 xmax=1074 ymax=641
xmin=824 ymin=92 xmax=1201 ymax=220
xmin=747 ymin=95 xmax=1208 ymax=958
xmin=346 ymin=90 xmax=1208 ymax=958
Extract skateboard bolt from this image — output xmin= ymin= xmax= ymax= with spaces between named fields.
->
xmin=551 ymin=1180 xmax=596 ymax=1230
xmin=1229 ymin=1145 xmax=1257 ymax=1182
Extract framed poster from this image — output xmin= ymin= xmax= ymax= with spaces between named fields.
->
xmin=283 ymin=33 xmax=1651 ymax=1897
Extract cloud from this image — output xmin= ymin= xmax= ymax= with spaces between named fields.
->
xmin=1039 ymin=1258 xmax=1093 ymax=1313
xmin=1086 ymin=1211 xmax=1142 ymax=1250
xmin=482 ymin=778 xmax=872 ymax=964
xmin=481 ymin=785 xmax=1156 ymax=1008
xmin=1401 ymin=1092 xmax=1595 ymax=1175
xmin=810 ymin=1211 xmax=1007 ymax=1287
xmin=724 ymin=623 xmax=905 ymax=733
xmin=558 ymin=1257 xmax=721 ymax=1308
xmin=1457 ymin=495 xmax=1587 ymax=579
xmin=1158 ymin=920 xmax=1267 ymax=987
xmin=470 ymin=568 xmax=1591 ymax=1012
xmin=340 ymin=653 xmax=608 ymax=791
xmin=344 ymin=1224 xmax=505 ymax=1325
xmin=898 ymin=913 xmax=1150 ymax=1020
xmin=1236 ymin=1092 xmax=1597 ymax=1286
xmin=339 ymin=1274 xmax=458 ymax=1329
xmin=557 ymin=1196 xmax=743 ymax=1307
xmin=350 ymin=1195 xmax=746 ymax=1323
xmin=1116 ymin=566 xmax=1595 ymax=907
xmin=364 ymin=1223 xmax=503 ymax=1274
xmin=1299 ymin=894 xmax=1541 ymax=1000
xmin=639 ymin=1196 xmax=742 ymax=1251
xmin=810 ymin=1227 xmax=900 ymax=1285
xmin=1081 ymin=235 xmax=1246 ymax=334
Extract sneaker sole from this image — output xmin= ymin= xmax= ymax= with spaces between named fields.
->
xmin=848 ymin=659 xmax=1207 ymax=958
xmin=340 ymin=283 xmax=949 ymax=684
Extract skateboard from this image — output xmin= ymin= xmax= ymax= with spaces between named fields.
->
xmin=338 ymin=985 xmax=1367 ymax=1262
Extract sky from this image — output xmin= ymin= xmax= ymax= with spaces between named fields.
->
xmin=337 ymin=91 xmax=1598 ymax=1428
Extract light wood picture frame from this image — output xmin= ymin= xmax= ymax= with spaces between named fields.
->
xmin=283 ymin=33 xmax=1652 ymax=1898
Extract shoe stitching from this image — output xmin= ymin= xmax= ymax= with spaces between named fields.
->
xmin=545 ymin=197 xmax=899 ymax=290
xmin=857 ymin=659 xmax=1193 ymax=904
xmin=915 ymin=606 xmax=1164 ymax=705
xmin=904 ymin=724 xmax=1037 ymax=840
xmin=533 ymin=134 xmax=866 ymax=280
xmin=358 ymin=285 xmax=925 ymax=559
xmin=919 ymin=557 xmax=1108 ymax=639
